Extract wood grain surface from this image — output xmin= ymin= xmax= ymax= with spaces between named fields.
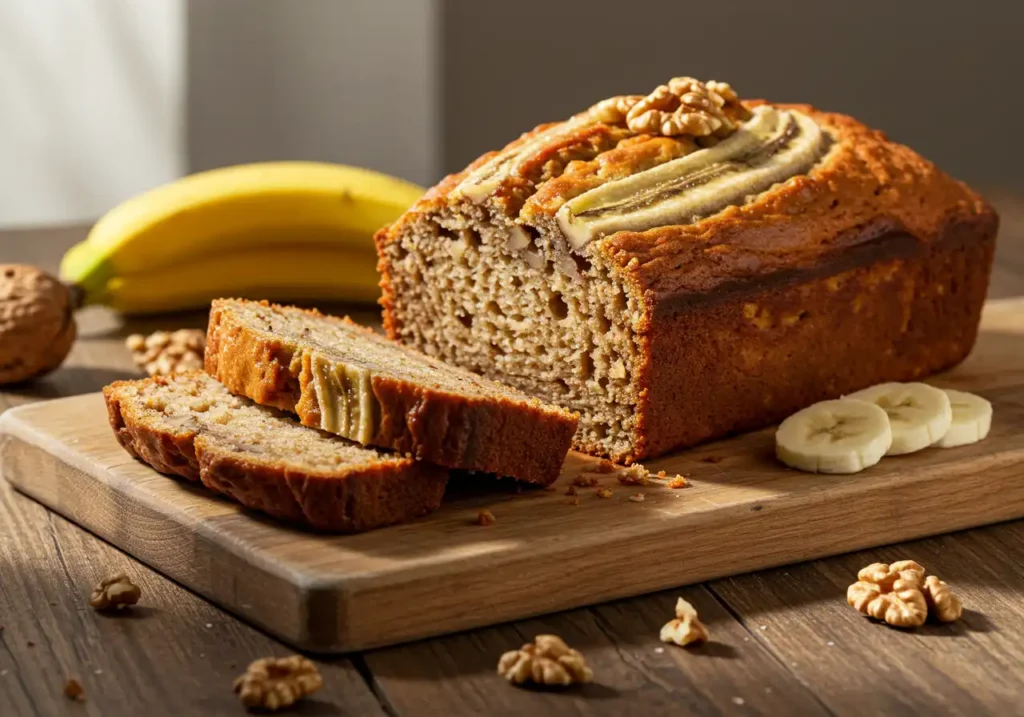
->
xmin=2 ymin=201 xmax=1024 ymax=715
xmin=3 ymin=298 xmax=1024 ymax=653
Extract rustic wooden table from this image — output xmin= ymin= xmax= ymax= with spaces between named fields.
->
xmin=2 ymin=199 xmax=1024 ymax=717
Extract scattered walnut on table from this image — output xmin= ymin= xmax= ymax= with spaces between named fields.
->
xmin=476 ymin=509 xmax=496 ymax=526
xmin=847 ymin=560 xmax=930 ymax=628
xmin=596 ymin=488 xmax=613 ymax=499
xmin=233 ymin=656 xmax=323 ymax=712
xmin=89 ymin=573 xmax=142 ymax=611
xmin=572 ymin=474 xmax=600 ymax=487
xmin=0 ymin=264 xmax=77 ymax=385
xmin=126 ymin=329 xmax=205 ymax=376
xmin=497 ymin=634 xmax=593 ymax=687
xmin=63 ymin=677 xmax=85 ymax=702
xmin=923 ymin=575 xmax=963 ymax=622
xmin=667 ymin=476 xmax=689 ymax=489
xmin=660 ymin=597 xmax=709 ymax=647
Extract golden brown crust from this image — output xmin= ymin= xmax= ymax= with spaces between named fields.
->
xmin=626 ymin=218 xmax=995 ymax=462
xmin=102 ymin=379 xmax=448 ymax=532
xmin=205 ymin=300 xmax=577 ymax=484
xmin=381 ymin=103 xmax=993 ymax=295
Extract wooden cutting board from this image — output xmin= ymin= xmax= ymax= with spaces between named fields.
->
xmin=3 ymin=299 xmax=1023 ymax=654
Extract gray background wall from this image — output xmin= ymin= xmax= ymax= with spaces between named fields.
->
xmin=187 ymin=0 xmax=1023 ymax=190
xmin=440 ymin=0 xmax=1022 ymax=188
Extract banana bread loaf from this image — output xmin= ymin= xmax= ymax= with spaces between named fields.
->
xmin=205 ymin=298 xmax=578 ymax=484
xmin=376 ymin=76 xmax=998 ymax=463
xmin=104 ymin=372 xmax=448 ymax=532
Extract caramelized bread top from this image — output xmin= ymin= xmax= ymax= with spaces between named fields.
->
xmin=379 ymin=90 xmax=997 ymax=305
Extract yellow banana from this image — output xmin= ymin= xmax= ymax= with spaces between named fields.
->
xmin=90 ymin=246 xmax=383 ymax=315
xmin=61 ymin=161 xmax=423 ymax=301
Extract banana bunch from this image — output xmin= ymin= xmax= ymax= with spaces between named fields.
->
xmin=60 ymin=162 xmax=424 ymax=314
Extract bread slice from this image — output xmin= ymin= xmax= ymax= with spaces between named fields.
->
xmin=205 ymin=298 xmax=577 ymax=485
xmin=103 ymin=372 xmax=448 ymax=532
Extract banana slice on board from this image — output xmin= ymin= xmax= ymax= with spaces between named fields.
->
xmin=934 ymin=389 xmax=993 ymax=448
xmin=845 ymin=382 xmax=952 ymax=455
xmin=776 ymin=399 xmax=893 ymax=474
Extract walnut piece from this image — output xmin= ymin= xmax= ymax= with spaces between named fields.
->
xmin=847 ymin=560 xmax=928 ymax=628
xmin=64 ymin=677 xmax=85 ymax=702
xmin=234 ymin=656 xmax=323 ymax=711
xmin=572 ymin=474 xmax=600 ymax=487
xmin=0 ymin=265 xmax=77 ymax=385
xmin=497 ymin=634 xmax=593 ymax=687
xmin=660 ymin=597 xmax=709 ymax=647
xmin=667 ymin=476 xmax=689 ymax=489
xmin=126 ymin=329 xmax=205 ymax=376
xmin=923 ymin=575 xmax=963 ymax=622
xmin=596 ymin=488 xmax=613 ymax=499
xmin=89 ymin=573 xmax=142 ymax=611
xmin=588 ymin=77 xmax=750 ymax=139
xmin=476 ymin=509 xmax=496 ymax=526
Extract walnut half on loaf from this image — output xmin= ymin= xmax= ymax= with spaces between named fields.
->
xmin=376 ymin=76 xmax=997 ymax=463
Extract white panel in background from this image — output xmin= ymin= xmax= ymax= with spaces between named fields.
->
xmin=0 ymin=0 xmax=185 ymax=228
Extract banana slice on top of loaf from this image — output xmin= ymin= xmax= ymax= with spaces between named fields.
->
xmin=205 ymin=298 xmax=578 ymax=485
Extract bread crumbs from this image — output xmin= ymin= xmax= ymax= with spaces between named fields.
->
xmin=617 ymin=463 xmax=650 ymax=486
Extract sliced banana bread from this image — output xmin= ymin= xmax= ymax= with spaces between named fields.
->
xmin=205 ymin=298 xmax=577 ymax=484
xmin=104 ymin=372 xmax=448 ymax=532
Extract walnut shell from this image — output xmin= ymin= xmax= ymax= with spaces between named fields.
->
xmin=0 ymin=265 xmax=77 ymax=384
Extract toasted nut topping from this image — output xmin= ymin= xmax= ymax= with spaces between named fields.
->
xmin=64 ymin=678 xmax=85 ymax=702
xmin=234 ymin=656 xmax=323 ymax=712
xmin=476 ymin=509 xmax=496 ymax=526
xmin=923 ymin=575 xmax=963 ymax=622
xmin=660 ymin=598 xmax=709 ymax=646
xmin=498 ymin=634 xmax=593 ymax=687
xmin=127 ymin=329 xmax=205 ymax=376
xmin=589 ymin=77 xmax=750 ymax=139
xmin=89 ymin=574 xmax=141 ymax=611
xmin=847 ymin=561 xmax=928 ymax=628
